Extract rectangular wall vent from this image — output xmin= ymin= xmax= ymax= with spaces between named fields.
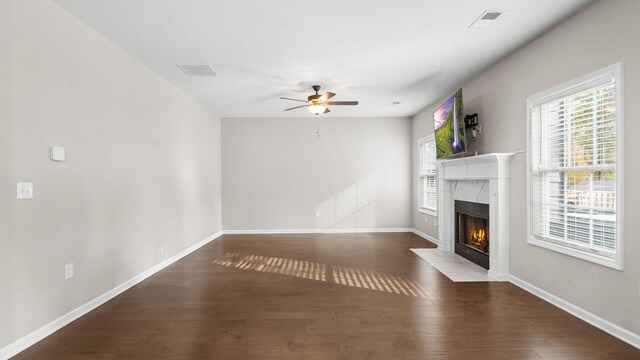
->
xmin=470 ymin=11 xmax=503 ymax=28
xmin=481 ymin=12 xmax=502 ymax=20
xmin=177 ymin=64 xmax=218 ymax=77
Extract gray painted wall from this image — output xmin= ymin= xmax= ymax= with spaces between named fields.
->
xmin=222 ymin=117 xmax=412 ymax=231
xmin=0 ymin=0 xmax=222 ymax=348
xmin=0 ymin=0 xmax=14 ymax=351
xmin=412 ymin=0 xmax=640 ymax=336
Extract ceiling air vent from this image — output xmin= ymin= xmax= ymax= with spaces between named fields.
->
xmin=469 ymin=11 xmax=503 ymax=28
xmin=177 ymin=64 xmax=218 ymax=77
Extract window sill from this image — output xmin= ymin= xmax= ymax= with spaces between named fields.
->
xmin=527 ymin=236 xmax=623 ymax=271
xmin=419 ymin=208 xmax=437 ymax=217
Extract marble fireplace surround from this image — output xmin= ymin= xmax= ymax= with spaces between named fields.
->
xmin=437 ymin=153 xmax=515 ymax=281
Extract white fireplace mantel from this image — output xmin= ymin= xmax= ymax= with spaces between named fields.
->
xmin=437 ymin=153 xmax=515 ymax=281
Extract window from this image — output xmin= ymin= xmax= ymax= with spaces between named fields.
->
xmin=419 ymin=135 xmax=437 ymax=215
xmin=527 ymin=63 xmax=623 ymax=270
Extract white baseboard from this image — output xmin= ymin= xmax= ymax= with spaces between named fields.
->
xmin=0 ymin=230 xmax=224 ymax=360
xmin=222 ymin=229 xmax=441 ymax=246
xmin=411 ymin=229 xmax=439 ymax=245
xmin=222 ymin=228 xmax=415 ymax=235
xmin=487 ymin=270 xmax=509 ymax=282
xmin=509 ymin=274 xmax=640 ymax=350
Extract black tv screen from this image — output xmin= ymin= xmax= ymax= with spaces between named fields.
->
xmin=433 ymin=88 xmax=466 ymax=159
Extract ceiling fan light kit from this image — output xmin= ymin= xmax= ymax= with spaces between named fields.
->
xmin=280 ymin=85 xmax=358 ymax=115
xmin=308 ymin=104 xmax=327 ymax=115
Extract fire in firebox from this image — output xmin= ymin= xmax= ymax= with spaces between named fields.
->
xmin=472 ymin=228 xmax=487 ymax=247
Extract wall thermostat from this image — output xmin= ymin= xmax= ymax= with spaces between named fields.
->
xmin=50 ymin=146 xmax=66 ymax=161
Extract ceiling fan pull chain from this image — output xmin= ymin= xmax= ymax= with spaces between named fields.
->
xmin=316 ymin=118 xmax=320 ymax=138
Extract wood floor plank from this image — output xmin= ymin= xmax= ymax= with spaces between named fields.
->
xmin=13 ymin=233 xmax=640 ymax=359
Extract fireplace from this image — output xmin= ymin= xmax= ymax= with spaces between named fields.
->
xmin=455 ymin=200 xmax=490 ymax=269
xmin=438 ymin=154 xmax=513 ymax=280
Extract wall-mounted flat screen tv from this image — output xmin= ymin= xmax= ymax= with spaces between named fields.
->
xmin=433 ymin=88 xmax=466 ymax=159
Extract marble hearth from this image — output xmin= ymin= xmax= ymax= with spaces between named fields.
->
xmin=437 ymin=153 xmax=514 ymax=281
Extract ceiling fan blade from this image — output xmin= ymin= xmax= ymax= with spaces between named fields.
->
xmin=323 ymin=108 xmax=331 ymax=114
xmin=326 ymin=101 xmax=359 ymax=106
xmin=319 ymin=92 xmax=336 ymax=102
xmin=280 ymin=97 xmax=307 ymax=103
xmin=284 ymin=104 xmax=310 ymax=111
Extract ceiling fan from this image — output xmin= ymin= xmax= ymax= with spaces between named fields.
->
xmin=281 ymin=85 xmax=359 ymax=115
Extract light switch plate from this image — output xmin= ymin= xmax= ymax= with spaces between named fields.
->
xmin=50 ymin=146 xmax=66 ymax=161
xmin=65 ymin=263 xmax=73 ymax=280
xmin=17 ymin=182 xmax=33 ymax=200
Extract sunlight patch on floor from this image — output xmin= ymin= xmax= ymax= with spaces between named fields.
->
xmin=213 ymin=252 xmax=433 ymax=299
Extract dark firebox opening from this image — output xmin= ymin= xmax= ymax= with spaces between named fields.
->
xmin=455 ymin=200 xmax=490 ymax=270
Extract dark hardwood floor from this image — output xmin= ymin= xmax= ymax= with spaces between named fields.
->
xmin=14 ymin=233 xmax=640 ymax=359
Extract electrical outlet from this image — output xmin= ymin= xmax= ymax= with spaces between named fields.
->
xmin=17 ymin=182 xmax=34 ymax=200
xmin=315 ymin=210 xmax=320 ymax=217
xmin=65 ymin=263 xmax=73 ymax=280
xmin=433 ymin=218 xmax=438 ymax=226
xmin=159 ymin=246 xmax=164 ymax=258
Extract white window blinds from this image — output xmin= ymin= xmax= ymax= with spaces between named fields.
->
xmin=419 ymin=137 xmax=437 ymax=214
xmin=528 ymin=64 xmax=622 ymax=269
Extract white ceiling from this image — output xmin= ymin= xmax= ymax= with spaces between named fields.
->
xmin=51 ymin=0 xmax=594 ymax=118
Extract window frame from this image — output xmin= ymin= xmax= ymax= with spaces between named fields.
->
xmin=526 ymin=63 xmax=624 ymax=270
xmin=418 ymin=134 xmax=438 ymax=216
